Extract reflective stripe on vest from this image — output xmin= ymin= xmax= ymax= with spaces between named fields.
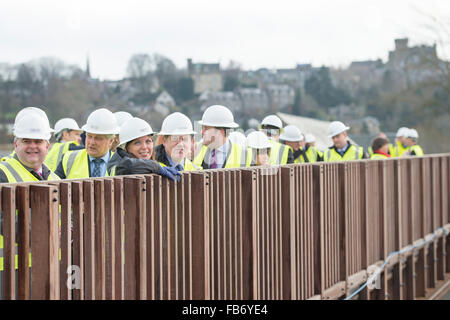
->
xmin=324 ymin=145 xmax=363 ymax=162
xmin=0 ymin=157 xmax=60 ymax=183
xmin=63 ymin=149 xmax=112 ymax=179
xmin=269 ymin=140 xmax=290 ymax=165
xmin=194 ymin=142 xmax=247 ymax=168
xmin=45 ymin=141 xmax=77 ymax=172
xmin=370 ymin=153 xmax=389 ymax=160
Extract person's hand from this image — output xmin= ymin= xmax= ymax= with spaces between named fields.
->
xmin=158 ymin=165 xmax=181 ymax=182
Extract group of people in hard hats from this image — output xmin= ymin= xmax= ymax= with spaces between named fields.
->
xmin=0 ymin=104 xmax=424 ymax=184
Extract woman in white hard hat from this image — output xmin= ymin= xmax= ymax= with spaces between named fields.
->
xmin=107 ymin=117 xmax=180 ymax=181
xmin=110 ymin=111 xmax=133 ymax=152
xmin=44 ymin=118 xmax=84 ymax=171
xmin=154 ymin=112 xmax=201 ymax=171
xmin=246 ymin=131 xmax=272 ymax=166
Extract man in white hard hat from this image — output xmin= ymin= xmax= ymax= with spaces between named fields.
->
xmin=2 ymin=106 xmax=52 ymax=161
xmin=392 ymin=127 xmax=409 ymax=157
xmin=0 ymin=110 xmax=60 ymax=183
xmin=279 ymin=125 xmax=308 ymax=163
xmin=304 ymin=133 xmax=324 ymax=161
xmin=193 ymin=105 xmax=248 ymax=169
xmin=324 ymin=121 xmax=366 ymax=162
xmin=44 ymin=118 xmax=84 ymax=171
xmin=405 ymin=128 xmax=424 ymax=156
xmin=55 ymin=108 xmax=120 ymax=179
xmin=259 ymin=115 xmax=294 ymax=165
xmin=154 ymin=112 xmax=201 ymax=171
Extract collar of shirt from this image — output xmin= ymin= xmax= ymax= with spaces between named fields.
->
xmin=208 ymin=139 xmax=231 ymax=167
xmin=88 ymin=151 xmax=110 ymax=176
xmin=336 ymin=142 xmax=350 ymax=154
xmin=88 ymin=151 xmax=111 ymax=164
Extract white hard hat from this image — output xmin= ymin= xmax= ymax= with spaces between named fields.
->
xmin=304 ymin=133 xmax=316 ymax=143
xmin=246 ymin=131 xmax=272 ymax=149
xmin=261 ymin=115 xmax=283 ymax=129
xmin=14 ymin=107 xmax=54 ymax=132
xmin=158 ymin=112 xmax=197 ymax=136
xmin=14 ymin=112 xmax=53 ymax=140
xmin=328 ymin=121 xmax=350 ymax=138
xmin=114 ymin=111 xmax=133 ymax=127
xmin=119 ymin=117 xmax=154 ymax=146
xmin=396 ymin=127 xmax=409 ymax=138
xmin=198 ymin=105 xmax=239 ymax=128
xmin=82 ymin=108 xmax=120 ymax=135
xmin=279 ymin=125 xmax=303 ymax=142
xmin=228 ymin=131 xmax=247 ymax=146
xmin=54 ymin=118 xmax=81 ymax=134
xmin=407 ymin=128 xmax=419 ymax=139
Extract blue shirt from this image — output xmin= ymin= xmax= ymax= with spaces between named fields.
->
xmin=88 ymin=151 xmax=111 ymax=177
xmin=336 ymin=142 xmax=350 ymax=157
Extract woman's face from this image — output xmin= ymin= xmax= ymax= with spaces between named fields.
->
xmin=256 ymin=149 xmax=270 ymax=166
xmin=126 ymin=135 xmax=154 ymax=159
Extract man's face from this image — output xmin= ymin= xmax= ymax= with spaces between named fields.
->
xmin=404 ymin=137 xmax=415 ymax=147
xmin=332 ymin=132 xmax=348 ymax=149
xmin=85 ymin=133 xmax=114 ymax=158
xmin=284 ymin=140 xmax=302 ymax=151
xmin=63 ymin=130 xmax=82 ymax=144
xmin=163 ymin=135 xmax=192 ymax=164
xmin=14 ymin=138 xmax=50 ymax=170
xmin=202 ymin=126 xmax=225 ymax=149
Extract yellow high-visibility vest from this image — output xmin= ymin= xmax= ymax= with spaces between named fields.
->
xmin=193 ymin=142 xmax=247 ymax=169
xmin=370 ymin=153 xmax=390 ymax=160
xmin=392 ymin=141 xmax=409 ymax=157
xmin=368 ymin=144 xmax=395 ymax=157
xmin=0 ymin=157 xmax=60 ymax=183
xmin=61 ymin=149 xmax=112 ymax=179
xmin=408 ymin=145 xmax=424 ymax=156
xmin=44 ymin=141 xmax=80 ymax=172
xmin=324 ymin=145 xmax=364 ymax=162
xmin=268 ymin=140 xmax=291 ymax=165
xmin=159 ymin=158 xmax=202 ymax=171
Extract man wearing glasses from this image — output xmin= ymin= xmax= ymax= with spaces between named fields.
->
xmin=154 ymin=112 xmax=201 ymax=171
xmin=259 ymin=115 xmax=294 ymax=165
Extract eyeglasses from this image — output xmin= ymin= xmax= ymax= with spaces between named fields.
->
xmin=262 ymin=129 xmax=280 ymax=137
xmin=168 ymin=135 xmax=191 ymax=143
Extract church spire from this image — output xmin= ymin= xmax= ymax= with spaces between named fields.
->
xmin=86 ymin=54 xmax=91 ymax=78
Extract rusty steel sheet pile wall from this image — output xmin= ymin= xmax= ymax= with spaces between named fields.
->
xmin=0 ymin=155 xmax=449 ymax=300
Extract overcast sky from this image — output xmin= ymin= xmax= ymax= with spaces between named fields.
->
xmin=1 ymin=0 xmax=448 ymax=80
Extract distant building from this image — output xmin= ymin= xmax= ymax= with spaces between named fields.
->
xmin=236 ymin=88 xmax=270 ymax=113
xmin=387 ymin=38 xmax=438 ymax=70
xmin=187 ymin=58 xmax=223 ymax=94
xmin=156 ymin=90 xmax=176 ymax=108
xmin=265 ymin=84 xmax=295 ymax=110
xmin=387 ymin=38 xmax=441 ymax=86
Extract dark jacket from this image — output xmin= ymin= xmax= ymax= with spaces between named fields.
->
xmin=154 ymin=144 xmax=172 ymax=167
xmin=107 ymin=147 xmax=161 ymax=176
